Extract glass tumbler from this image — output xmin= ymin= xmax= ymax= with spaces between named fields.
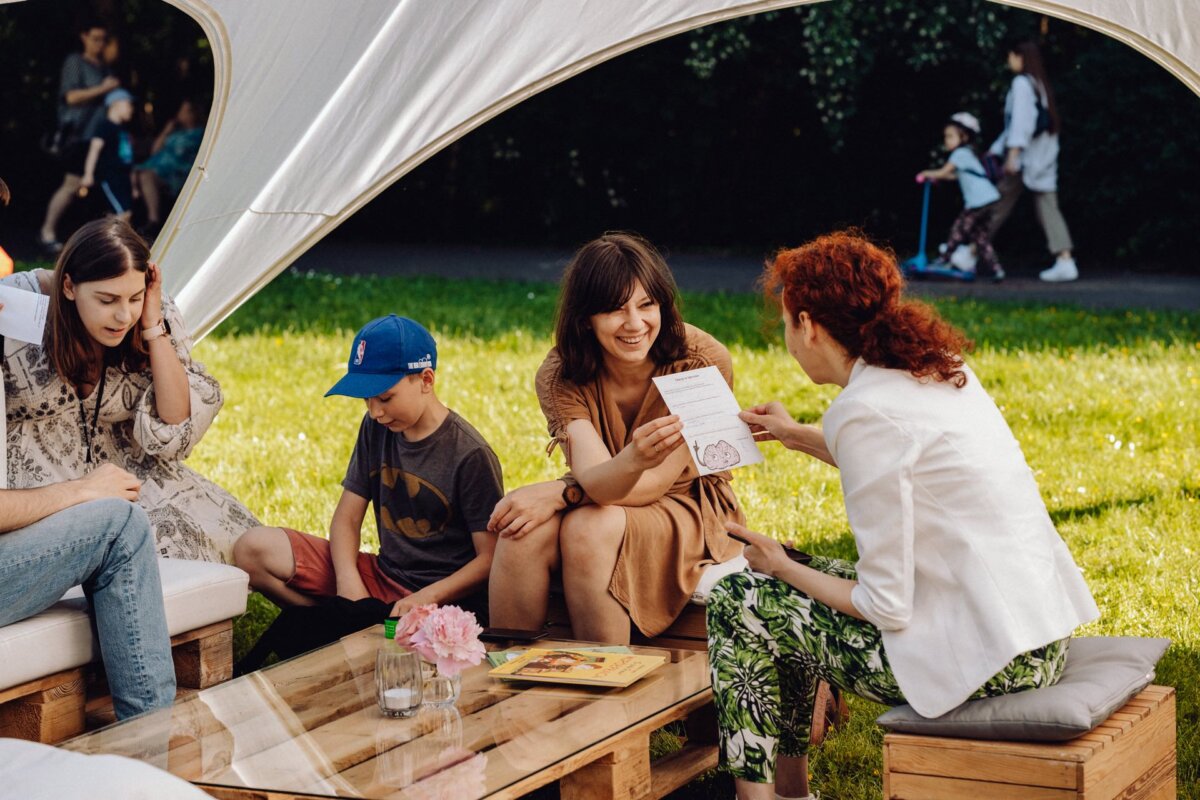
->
xmin=376 ymin=646 xmax=423 ymax=718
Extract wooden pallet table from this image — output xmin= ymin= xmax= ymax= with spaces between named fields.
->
xmin=62 ymin=628 xmax=718 ymax=800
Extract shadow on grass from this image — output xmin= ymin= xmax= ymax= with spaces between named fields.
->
xmin=211 ymin=271 xmax=1195 ymax=355
xmin=1047 ymin=494 xmax=1154 ymax=526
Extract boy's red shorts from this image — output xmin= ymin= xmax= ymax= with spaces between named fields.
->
xmin=282 ymin=528 xmax=413 ymax=604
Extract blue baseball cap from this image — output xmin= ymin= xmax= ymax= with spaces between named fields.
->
xmin=105 ymin=88 xmax=134 ymax=108
xmin=325 ymin=315 xmax=438 ymax=398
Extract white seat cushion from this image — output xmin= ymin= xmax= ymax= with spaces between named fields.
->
xmin=0 ymin=559 xmax=248 ymax=692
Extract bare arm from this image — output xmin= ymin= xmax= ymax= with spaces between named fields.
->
xmin=740 ymin=402 xmax=837 ymax=467
xmin=567 ymin=416 xmax=690 ymax=506
xmin=149 ymin=119 xmax=176 ymax=155
xmin=0 ymin=464 xmax=140 ymax=533
xmin=329 ymin=490 xmax=370 ymax=600
xmin=140 ymin=264 xmax=191 ymax=424
xmin=919 ymin=161 xmax=957 ymax=182
xmin=391 ymin=531 xmax=496 ymax=616
xmin=81 ymin=138 xmax=104 ymax=187
xmin=65 ymin=76 xmax=119 ymax=106
xmin=731 ymin=522 xmax=863 ymax=619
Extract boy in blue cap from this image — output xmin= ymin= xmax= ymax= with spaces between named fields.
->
xmin=234 ymin=315 xmax=503 ymax=619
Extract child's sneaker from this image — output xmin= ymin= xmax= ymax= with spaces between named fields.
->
xmin=991 ymin=266 xmax=1006 ymax=283
xmin=949 ymin=245 xmax=977 ymax=272
xmin=1039 ymin=257 xmax=1078 ymax=282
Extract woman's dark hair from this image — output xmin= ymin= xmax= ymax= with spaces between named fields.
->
xmin=554 ymin=232 xmax=687 ymax=384
xmin=764 ymin=230 xmax=973 ymax=387
xmin=1010 ymin=40 xmax=1060 ymax=134
xmin=49 ymin=217 xmax=150 ymax=386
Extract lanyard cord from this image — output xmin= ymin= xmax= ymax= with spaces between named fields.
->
xmin=78 ymin=367 xmax=108 ymax=466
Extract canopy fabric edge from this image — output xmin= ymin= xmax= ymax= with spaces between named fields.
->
xmin=170 ymin=0 xmax=828 ymax=340
xmin=989 ymin=0 xmax=1200 ymax=96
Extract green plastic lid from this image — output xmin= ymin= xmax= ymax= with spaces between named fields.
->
xmin=384 ymin=616 xmax=399 ymax=639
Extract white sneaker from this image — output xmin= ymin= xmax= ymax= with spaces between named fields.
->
xmin=1039 ymin=258 xmax=1078 ymax=282
xmin=949 ymin=245 xmax=977 ymax=272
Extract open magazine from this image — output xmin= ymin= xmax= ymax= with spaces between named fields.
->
xmin=487 ymin=648 xmax=665 ymax=688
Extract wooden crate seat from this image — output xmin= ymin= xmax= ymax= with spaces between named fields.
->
xmin=0 ymin=558 xmax=247 ymax=744
xmin=883 ymin=685 xmax=1176 ymax=799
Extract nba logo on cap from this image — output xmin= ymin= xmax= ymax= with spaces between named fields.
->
xmin=325 ymin=315 xmax=439 ymax=399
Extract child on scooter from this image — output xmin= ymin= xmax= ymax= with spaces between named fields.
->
xmin=917 ymin=112 xmax=1005 ymax=282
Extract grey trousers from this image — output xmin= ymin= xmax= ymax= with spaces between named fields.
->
xmin=987 ymin=173 xmax=1074 ymax=255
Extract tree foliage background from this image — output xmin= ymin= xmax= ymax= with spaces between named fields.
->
xmin=2 ymin=0 xmax=1199 ymax=270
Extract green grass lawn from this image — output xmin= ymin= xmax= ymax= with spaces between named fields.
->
xmin=185 ymin=269 xmax=1198 ymax=799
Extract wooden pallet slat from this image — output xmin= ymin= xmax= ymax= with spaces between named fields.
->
xmin=883 ymin=686 xmax=1176 ymax=800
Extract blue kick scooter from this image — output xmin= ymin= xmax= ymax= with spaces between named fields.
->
xmin=900 ymin=177 xmax=975 ymax=281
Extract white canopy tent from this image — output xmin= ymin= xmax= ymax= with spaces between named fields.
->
xmin=6 ymin=0 xmax=1199 ymax=338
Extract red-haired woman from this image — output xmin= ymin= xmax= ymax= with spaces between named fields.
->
xmin=707 ymin=232 xmax=1098 ymax=800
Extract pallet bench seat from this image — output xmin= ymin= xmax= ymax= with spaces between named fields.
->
xmin=0 ymin=558 xmax=248 ymax=744
xmin=883 ymin=685 xmax=1176 ymax=799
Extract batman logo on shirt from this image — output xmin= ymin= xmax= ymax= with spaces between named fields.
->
xmin=377 ymin=467 xmax=450 ymax=540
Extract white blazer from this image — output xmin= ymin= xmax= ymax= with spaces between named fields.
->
xmin=824 ymin=360 xmax=1098 ymax=717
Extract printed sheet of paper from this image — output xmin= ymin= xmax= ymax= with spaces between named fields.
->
xmin=0 ymin=284 xmax=49 ymax=345
xmin=652 ymin=365 xmax=764 ymax=476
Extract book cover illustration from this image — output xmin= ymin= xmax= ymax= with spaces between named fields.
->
xmin=487 ymin=648 xmax=665 ymax=688
xmin=485 ymin=645 xmax=632 ymax=668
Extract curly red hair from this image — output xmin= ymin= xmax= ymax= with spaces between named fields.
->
xmin=764 ymin=231 xmax=973 ymax=386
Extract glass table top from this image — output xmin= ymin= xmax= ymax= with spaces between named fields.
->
xmin=61 ymin=627 xmax=711 ymax=799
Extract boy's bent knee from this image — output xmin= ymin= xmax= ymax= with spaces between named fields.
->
xmin=233 ymin=527 xmax=294 ymax=579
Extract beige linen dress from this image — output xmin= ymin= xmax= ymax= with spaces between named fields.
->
xmin=2 ymin=270 xmax=258 ymax=563
xmin=535 ymin=324 xmax=744 ymax=637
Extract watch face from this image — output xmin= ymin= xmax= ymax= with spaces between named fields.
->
xmin=563 ymin=484 xmax=584 ymax=505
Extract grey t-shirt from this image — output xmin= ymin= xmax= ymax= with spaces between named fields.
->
xmin=343 ymin=409 xmax=503 ymax=590
xmin=59 ymin=53 xmax=111 ymax=139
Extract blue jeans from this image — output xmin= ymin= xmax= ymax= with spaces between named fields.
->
xmin=0 ymin=499 xmax=175 ymax=719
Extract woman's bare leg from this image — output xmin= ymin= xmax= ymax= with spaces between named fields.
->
xmin=559 ymin=505 xmax=630 ymax=644
xmin=489 ymin=515 xmax=561 ymax=629
xmin=40 ymin=174 xmax=81 ymax=242
xmin=232 ymin=526 xmax=315 ymax=607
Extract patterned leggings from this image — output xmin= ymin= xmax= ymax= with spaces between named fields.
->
xmin=945 ymin=202 xmax=1002 ymax=277
xmin=706 ymin=559 xmax=1069 ymax=784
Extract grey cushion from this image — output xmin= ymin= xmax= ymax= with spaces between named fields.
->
xmin=876 ymin=636 xmax=1170 ymax=741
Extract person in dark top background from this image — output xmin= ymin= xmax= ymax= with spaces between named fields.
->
xmin=39 ymin=19 xmax=119 ymax=252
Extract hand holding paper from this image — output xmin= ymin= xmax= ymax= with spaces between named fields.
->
xmin=651 ymin=366 xmax=763 ymax=476
xmin=0 ymin=285 xmax=49 ymax=345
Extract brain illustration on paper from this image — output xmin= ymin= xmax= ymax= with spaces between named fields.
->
xmin=694 ymin=439 xmax=741 ymax=470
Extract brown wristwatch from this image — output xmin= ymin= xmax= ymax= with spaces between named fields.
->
xmin=560 ymin=475 xmax=584 ymax=508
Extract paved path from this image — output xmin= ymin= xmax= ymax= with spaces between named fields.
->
xmin=297 ymin=241 xmax=1200 ymax=312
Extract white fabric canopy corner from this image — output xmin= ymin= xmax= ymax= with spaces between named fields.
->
xmin=134 ymin=1 xmax=1200 ymax=337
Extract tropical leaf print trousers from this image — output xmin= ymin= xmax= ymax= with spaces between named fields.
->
xmin=706 ymin=558 xmax=1069 ymax=784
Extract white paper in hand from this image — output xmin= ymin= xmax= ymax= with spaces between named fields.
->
xmin=0 ymin=284 xmax=49 ymax=345
xmin=652 ymin=366 xmax=764 ymax=476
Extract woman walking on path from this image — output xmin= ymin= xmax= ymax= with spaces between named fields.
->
xmin=707 ymin=232 xmax=1098 ymax=800
xmin=2 ymin=217 xmax=258 ymax=562
xmin=487 ymin=232 xmax=744 ymax=645
xmin=987 ymin=40 xmax=1079 ymax=282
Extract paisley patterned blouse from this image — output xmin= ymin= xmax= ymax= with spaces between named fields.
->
xmin=1 ymin=270 xmax=258 ymax=562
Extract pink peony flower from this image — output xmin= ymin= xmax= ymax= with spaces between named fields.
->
xmin=409 ymin=605 xmax=485 ymax=677
xmin=394 ymin=603 xmax=438 ymax=648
